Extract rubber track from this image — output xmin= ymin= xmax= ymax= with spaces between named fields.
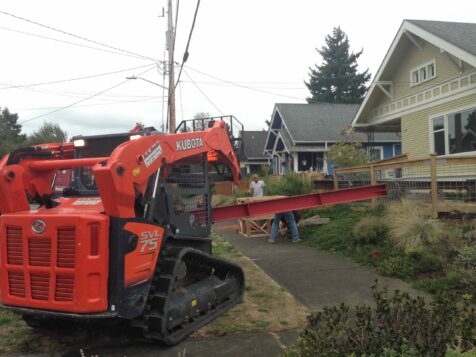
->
xmin=131 ymin=246 xmax=245 ymax=345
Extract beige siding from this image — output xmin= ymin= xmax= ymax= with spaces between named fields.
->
xmin=402 ymin=92 xmax=476 ymax=160
xmin=374 ymin=40 xmax=475 ymax=109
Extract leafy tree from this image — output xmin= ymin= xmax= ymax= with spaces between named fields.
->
xmin=0 ymin=107 xmax=27 ymax=157
xmin=305 ymin=26 xmax=371 ymax=104
xmin=327 ymin=125 xmax=369 ymax=167
xmin=28 ymin=122 xmax=67 ymax=145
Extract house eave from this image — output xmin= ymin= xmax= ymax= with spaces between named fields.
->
xmin=352 ymin=19 xmax=476 ymax=129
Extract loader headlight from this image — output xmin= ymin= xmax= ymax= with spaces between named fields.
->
xmin=129 ymin=134 xmax=141 ymax=141
xmin=73 ymin=139 xmax=86 ymax=147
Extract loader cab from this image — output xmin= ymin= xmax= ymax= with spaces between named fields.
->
xmin=59 ymin=129 xmax=160 ymax=196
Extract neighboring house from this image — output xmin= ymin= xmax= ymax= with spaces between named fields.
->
xmin=352 ymin=20 xmax=476 ymax=160
xmin=264 ymin=103 xmax=401 ymax=175
xmin=238 ymin=130 xmax=270 ymax=175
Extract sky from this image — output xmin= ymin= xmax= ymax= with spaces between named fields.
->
xmin=1 ymin=0 xmax=476 ymax=138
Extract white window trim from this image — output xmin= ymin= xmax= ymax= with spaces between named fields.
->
xmin=429 ymin=104 xmax=476 ymax=157
xmin=410 ymin=59 xmax=436 ymax=87
xmin=368 ymin=146 xmax=384 ymax=161
xmin=392 ymin=143 xmax=401 ymax=157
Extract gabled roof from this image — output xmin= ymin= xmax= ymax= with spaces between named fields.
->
xmin=352 ymin=19 xmax=476 ymax=128
xmin=240 ymin=130 xmax=268 ymax=159
xmin=407 ymin=20 xmax=476 ymax=57
xmin=273 ymin=103 xmax=398 ymax=143
xmin=276 ymin=103 xmax=360 ymax=142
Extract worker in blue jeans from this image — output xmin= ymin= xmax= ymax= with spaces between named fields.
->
xmin=268 ymin=212 xmax=301 ymax=244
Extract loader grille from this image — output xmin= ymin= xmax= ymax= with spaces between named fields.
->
xmin=8 ymin=271 xmax=25 ymax=297
xmin=6 ymin=227 xmax=23 ymax=265
xmin=30 ymin=272 xmax=50 ymax=300
xmin=28 ymin=238 xmax=51 ymax=266
xmin=55 ymin=274 xmax=74 ymax=301
xmin=4 ymin=225 xmax=76 ymax=302
xmin=57 ymin=227 xmax=76 ymax=268
xmin=1 ymin=215 xmax=108 ymax=313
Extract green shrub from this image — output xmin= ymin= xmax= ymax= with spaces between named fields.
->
xmin=453 ymin=246 xmax=476 ymax=270
xmin=409 ymin=251 xmax=445 ymax=275
xmin=284 ymin=285 xmax=476 ymax=357
xmin=446 ymin=347 xmax=476 ymax=357
xmin=378 ymin=255 xmax=416 ymax=279
xmin=413 ymin=270 xmax=463 ymax=294
xmin=352 ymin=216 xmax=388 ymax=245
xmin=265 ymin=172 xmax=311 ymax=196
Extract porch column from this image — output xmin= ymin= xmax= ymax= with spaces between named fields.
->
xmin=293 ymin=153 xmax=299 ymax=172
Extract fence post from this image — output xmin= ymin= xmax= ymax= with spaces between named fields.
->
xmin=370 ymin=164 xmax=377 ymax=209
xmin=430 ymin=153 xmax=438 ymax=219
xmin=333 ymin=169 xmax=339 ymax=191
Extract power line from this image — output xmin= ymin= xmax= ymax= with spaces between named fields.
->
xmin=1 ymin=63 xmax=156 ymax=90
xmin=20 ymin=67 xmax=156 ymax=124
xmin=174 ymin=0 xmax=200 ymax=91
xmin=0 ymin=10 xmax=158 ymax=62
xmin=0 ymin=80 xmax=160 ymax=102
xmin=185 ymin=65 xmax=305 ymax=101
xmin=183 ymin=69 xmax=224 ymax=115
xmin=172 ymin=0 xmax=180 ymax=52
xmin=0 ymin=26 xmax=154 ymax=61
xmin=179 ymin=81 xmax=305 ymax=90
xmin=18 ymin=97 xmax=164 ymax=111
xmin=178 ymin=80 xmax=184 ymax=122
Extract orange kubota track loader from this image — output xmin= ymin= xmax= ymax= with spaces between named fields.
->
xmin=0 ymin=118 xmax=386 ymax=345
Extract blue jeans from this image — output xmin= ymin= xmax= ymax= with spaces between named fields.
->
xmin=270 ymin=212 xmax=299 ymax=241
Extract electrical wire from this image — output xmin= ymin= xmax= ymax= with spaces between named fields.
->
xmin=18 ymin=96 xmax=164 ymax=111
xmin=0 ymin=80 xmax=160 ymax=102
xmin=179 ymin=81 xmax=305 ymax=90
xmin=161 ymin=51 xmax=167 ymax=132
xmin=183 ymin=69 xmax=224 ymax=115
xmin=178 ymin=80 xmax=184 ymax=122
xmin=20 ymin=67 xmax=156 ymax=124
xmin=173 ymin=0 xmax=200 ymax=91
xmin=185 ymin=65 xmax=305 ymax=101
xmin=0 ymin=26 xmax=154 ymax=61
xmin=0 ymin=10 xmax=158 ymax=62
xmin=1 ymin=63 xmax=156 ymax=90
xmin=173 ymin=0 xmax=180 ymax=52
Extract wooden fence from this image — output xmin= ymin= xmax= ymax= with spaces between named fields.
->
xmin=332 ymin=153 xmax=476 ymax=218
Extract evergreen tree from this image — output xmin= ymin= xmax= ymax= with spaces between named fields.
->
xmin=0 ymin=107 xmax=26 ymax=157
xmin=28 ymin=122 xmax=68 ymax=145
xmin=305 ymin=26 xmax=371 ymax=104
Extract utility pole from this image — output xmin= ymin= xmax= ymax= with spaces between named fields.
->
xmin=167 ymin=0 xmax=176 ymax=133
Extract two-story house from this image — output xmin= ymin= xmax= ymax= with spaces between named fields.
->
xmin=352 ymin=20 xmax=476 ymax=161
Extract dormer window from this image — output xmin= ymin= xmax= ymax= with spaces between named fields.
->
xmin=410 ymin=60 xmax=436 ymax=86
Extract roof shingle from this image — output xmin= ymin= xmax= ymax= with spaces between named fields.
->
xmin=407 ymin=19 xmax=476 ymax=56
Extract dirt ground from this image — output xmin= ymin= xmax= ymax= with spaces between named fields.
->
xmin=0 ymin=231 xmax=308 ymax=355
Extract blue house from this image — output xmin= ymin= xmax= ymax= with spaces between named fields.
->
xmin=264 ymin=103 xmax=401 ymax=175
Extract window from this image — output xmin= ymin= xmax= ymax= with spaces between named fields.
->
xmin=431 ymin=107 xmax=476 ymax=156
xmin=368 ymin=146 xmax=383 ymax=161
xmin=410 ymin=60 xmax=436 ymax=86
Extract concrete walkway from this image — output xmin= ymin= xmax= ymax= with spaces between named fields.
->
xmin=217 ymin=221 xmax=426 ymax=310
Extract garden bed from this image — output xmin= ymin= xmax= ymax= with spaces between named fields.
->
xmin=299 ymin=203 xmax=476 ymax=301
